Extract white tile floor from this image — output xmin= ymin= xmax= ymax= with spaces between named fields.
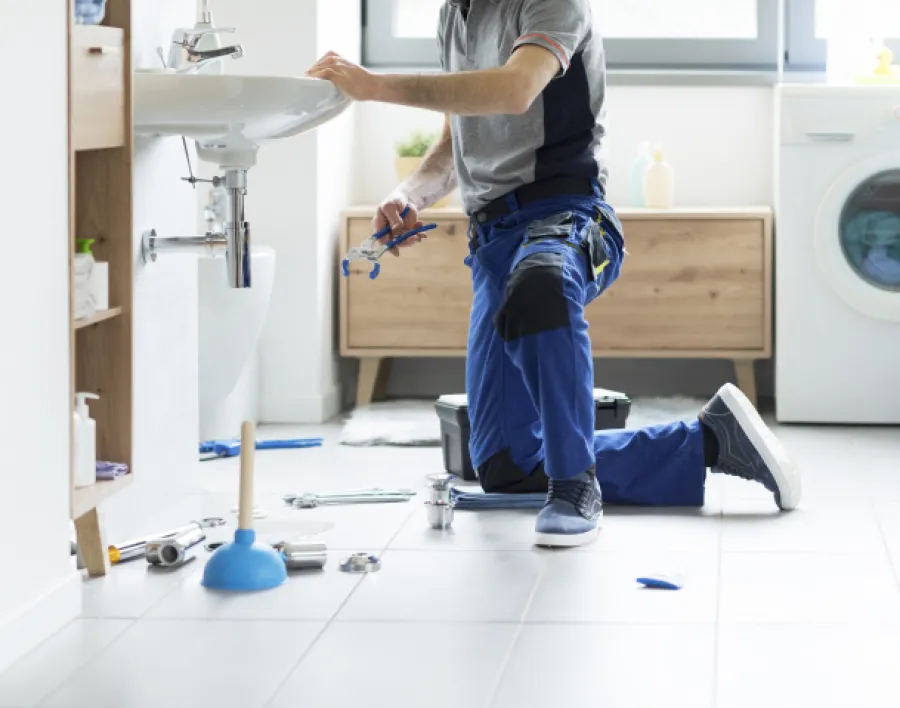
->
xmin=1 ymin=419 xmax=900 ymax=708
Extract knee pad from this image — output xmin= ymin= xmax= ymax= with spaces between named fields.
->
xmin=478 ymin=449 xmax=549 ymax=494
xmin=493 ymin=252 xmax=570 ymax=342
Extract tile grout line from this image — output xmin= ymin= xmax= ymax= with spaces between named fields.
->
xmin=711 ymin=505 xmax=723 ymax=708
xmin=483 ymin=552 xmax=549 ymax=708
xmin=260 ymin=497 xmax=417 ymax=708
xmin=260 ymin=574 xmax=367 ymax=708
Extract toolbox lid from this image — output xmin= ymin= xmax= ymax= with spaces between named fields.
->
xmin=437 ymin=388 xmax=631 ymax=412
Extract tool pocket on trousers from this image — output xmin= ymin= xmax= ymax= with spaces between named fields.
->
xmin=522 ymin=212 xmax=578 ymax=246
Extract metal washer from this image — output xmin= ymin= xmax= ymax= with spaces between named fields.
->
xmin=339 ymin=553 xmax=382 ymax=574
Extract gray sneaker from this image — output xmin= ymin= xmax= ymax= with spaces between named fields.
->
xmin=700 ymin=384 xmax=801 ymax=510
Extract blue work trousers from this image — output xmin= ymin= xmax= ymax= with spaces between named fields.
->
xmin=465 ymin=187 xmax=707 ymax=506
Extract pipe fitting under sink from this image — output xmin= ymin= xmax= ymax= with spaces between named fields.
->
xmin=142 ymin=168 xmax=251 ymax=289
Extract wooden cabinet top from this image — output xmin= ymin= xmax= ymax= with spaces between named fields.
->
xmin=344 ymin=205 xmax=773 ymax=221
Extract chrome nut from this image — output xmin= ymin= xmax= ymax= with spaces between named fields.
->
xmin=425 ymin=502 xmax=454 ymax=530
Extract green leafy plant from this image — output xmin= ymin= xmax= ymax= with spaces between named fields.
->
xmin=396 ymin=131 xmax=439 ymax=158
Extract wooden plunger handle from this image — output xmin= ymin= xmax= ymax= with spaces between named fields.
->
xmin=238 ymin=421 xmax=255 ymax=530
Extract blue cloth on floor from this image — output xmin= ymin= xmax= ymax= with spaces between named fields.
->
xmin=451 ymin=488 xmax=546 ymax=510
xmin=466 ymin=185 xmax=707 ymax=506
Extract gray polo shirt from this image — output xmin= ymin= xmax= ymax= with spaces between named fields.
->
xmin=438 ymin=0 xmax=608 ymax=215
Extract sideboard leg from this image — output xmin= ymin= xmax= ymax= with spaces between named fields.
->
xmin=356 ymin=357 xmax=391 ymax=408
xmin=733 ymin=359 xmax=758 ymax=408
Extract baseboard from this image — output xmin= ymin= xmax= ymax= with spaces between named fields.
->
xmin=261 ymin=385 xmax=342 ymax=423
xmin=0 ymin=570 xmax=80 ymax=674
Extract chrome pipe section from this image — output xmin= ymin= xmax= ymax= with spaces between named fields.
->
xmin=224 ymin=169 xmax=250 ymax=289
xmin=141 ymin=230 xmax=228 ymax=263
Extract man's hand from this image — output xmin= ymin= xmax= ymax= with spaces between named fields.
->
xmin=307 ymin=52 xmax=382 ymax=102
xmin=373 ymin=195 xmax=427 ymax=258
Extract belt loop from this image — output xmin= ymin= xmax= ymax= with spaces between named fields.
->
xmin=504 ymin=190 xmax=519 ymax=214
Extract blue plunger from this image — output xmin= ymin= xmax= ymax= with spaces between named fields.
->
xmin=202 ymin=421 xmax=287 ymax=591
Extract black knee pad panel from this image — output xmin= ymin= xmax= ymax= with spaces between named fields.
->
xmin=478 ymin=449 xmax=549 ymax=494
xmin=494 ymin=252 xmax=569 ymax=342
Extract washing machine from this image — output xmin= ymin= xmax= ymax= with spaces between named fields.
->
xmin=776 ymin=84 xmax=900 ymax=423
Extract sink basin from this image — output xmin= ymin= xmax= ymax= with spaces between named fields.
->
xmin=134 ymin=72 xmax=350 ymax=168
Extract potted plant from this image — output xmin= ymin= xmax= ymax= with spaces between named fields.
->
xmin=396 ymin=131 xmax=451 ymax=208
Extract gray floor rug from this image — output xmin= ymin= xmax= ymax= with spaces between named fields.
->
xmin=339 ymin=396 xmax=705 ymax=447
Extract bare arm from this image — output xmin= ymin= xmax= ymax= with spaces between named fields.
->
xmin=308 ymin=45 xmax=560 ymax=116
xmin=398 ymin=115 xmax=456 ymax=211
xmin=372 ymin=115 xmax=456 ymax=248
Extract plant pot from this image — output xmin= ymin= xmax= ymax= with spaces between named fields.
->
xmin=395 ymin=156 xmax=452 ymax=209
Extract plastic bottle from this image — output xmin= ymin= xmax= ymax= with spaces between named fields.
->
xmin=77 ymin=239 xmax=108 ymax=312
xmin=74 ymin=393 xmax=100 ymax=489
xmin=629 ymin=142 xmax=653 ymax=207
xmin=643 ymin=146 xmax=675 ymax=210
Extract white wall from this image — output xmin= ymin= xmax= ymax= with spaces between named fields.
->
xmin=99 ymin=0 xmax=202 ymax=539
xmin=0 ymin=0 xmax=74 ymax=663
xmin=352 ymin=85 xmax=776 ymax=399
xmin=203 ymin=0 xmax=360 ymax=424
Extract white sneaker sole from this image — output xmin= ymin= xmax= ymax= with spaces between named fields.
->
xmin=534 ymin=517 xmax=602 ymax=548
xmin=718 ymin=383 xmax=802 ymax=511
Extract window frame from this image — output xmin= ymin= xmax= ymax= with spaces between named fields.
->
xmin=362 ymin=0 xmax=900 ymax=79
xmin=785 ymin=0 xmax=900 ymax=71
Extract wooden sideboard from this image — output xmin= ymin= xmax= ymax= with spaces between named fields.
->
xmin=340 ymin=206 xmax=772 ymax=408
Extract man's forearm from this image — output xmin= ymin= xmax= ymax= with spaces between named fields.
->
xmin=398 ymin=132 xmax=457 ymax=210
xmin=375 ymin=69 xmax=530 ymax=116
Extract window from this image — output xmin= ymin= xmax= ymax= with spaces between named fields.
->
xmin=787 ymin=0 xmax=900 ymax=70
xmin=363 ymin=0 xmax=780 ymax=69
xmin=362 ymin=0 xmax=900 ymax=75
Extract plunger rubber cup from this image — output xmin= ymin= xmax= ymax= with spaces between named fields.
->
xmin=202 ymin=528 xmax=286 ymax=591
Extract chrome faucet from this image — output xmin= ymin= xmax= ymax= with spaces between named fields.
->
xmin=166 ymin=28 xmax=243 ymax=74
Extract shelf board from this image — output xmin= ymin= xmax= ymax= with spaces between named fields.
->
xmin=74 ymin=306 xmax=122 ymax=330
xmin=71 ymin=473 xmax=133 ymax=520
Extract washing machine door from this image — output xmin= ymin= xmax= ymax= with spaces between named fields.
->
xmin=814 ymin=151 xmax=900 ymax=321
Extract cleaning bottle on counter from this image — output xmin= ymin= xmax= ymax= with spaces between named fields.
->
xmin=74 ymin=393 xmax=100 ymax=489
xmin=77 ymin=239 xmax=108 ymax=312
xmin=628 ymin=142 xmax=653 ymax=207
xmin=643 ymin=146 xmax=675 ymax=209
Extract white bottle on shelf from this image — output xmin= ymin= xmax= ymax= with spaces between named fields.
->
xmin=74 ymin=393 xmax=100 ymax=488
xmin=643 ymin=146 xmax=675 ymax=210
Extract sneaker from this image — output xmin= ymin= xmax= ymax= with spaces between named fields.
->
xmin=534 ymin=470 xmax=603 ymax=548
xmin=700 ymin=383 xmax=801 ymax=510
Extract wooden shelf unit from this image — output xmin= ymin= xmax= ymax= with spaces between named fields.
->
xmin=68 ymin=0 xmax=134 ymax=577
xmin=74 ymin=306 xmax=123 ymax=330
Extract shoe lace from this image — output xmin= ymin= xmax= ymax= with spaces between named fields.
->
xmin=547 ymin=477 xmax=588 ymax=508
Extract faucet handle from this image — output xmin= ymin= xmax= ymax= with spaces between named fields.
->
xmin=176 ymin=27 xmax=236 ymax=49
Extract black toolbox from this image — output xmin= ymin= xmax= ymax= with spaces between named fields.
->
xmin=434 ymin=389 xmax=632 ymax=481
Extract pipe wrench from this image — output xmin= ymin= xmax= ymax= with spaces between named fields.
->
xmin=341 ymin=206 xmax=437 ymax=280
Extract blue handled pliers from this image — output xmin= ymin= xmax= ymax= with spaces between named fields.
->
xmin=341 ymin=206 xmax=437 ymax=280
xmin=199 ymin=437 xmax=324 ymax=461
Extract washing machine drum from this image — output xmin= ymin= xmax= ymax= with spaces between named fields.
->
xmin=815 ymin=155 xmax=900 ymax=322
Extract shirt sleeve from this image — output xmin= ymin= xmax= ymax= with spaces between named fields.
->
xmin=437 ymin=3 xmax=451 ymax=71
xmin=513 ymin=0 xmax=591 ymax=76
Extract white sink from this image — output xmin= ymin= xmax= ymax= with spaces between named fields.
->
xmin=134 ymin=72 xmax=350 ymax=168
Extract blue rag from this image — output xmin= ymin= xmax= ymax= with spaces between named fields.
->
xmin=450 ymin=488 xmax=546 ymax=510
xmin=96 ymin=461 xmax=128 ymax=481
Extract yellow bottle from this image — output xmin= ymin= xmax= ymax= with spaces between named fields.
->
xmin=643 ymin=147 xmax=675 ymax=210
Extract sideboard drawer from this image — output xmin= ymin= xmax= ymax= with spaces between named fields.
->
xmin=343 ymin=218 xmax=472 ymax=350
xmin=588 ymin=218 xmax=765 ymax=352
